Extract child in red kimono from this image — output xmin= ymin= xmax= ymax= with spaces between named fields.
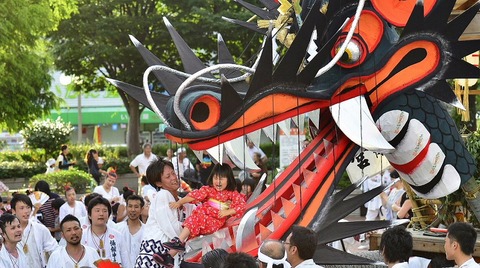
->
xmin=153 ymin=163 xmax=246 ymax=267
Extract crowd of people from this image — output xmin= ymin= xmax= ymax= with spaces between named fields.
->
xmin=0 ymin=142 xmax=479 ymax=268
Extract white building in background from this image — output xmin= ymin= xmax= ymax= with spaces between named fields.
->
xmin=48 ymin=72 xmax=168 ymax=146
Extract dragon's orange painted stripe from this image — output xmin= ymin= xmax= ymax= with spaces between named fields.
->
xmin=371 ymin=0 xmax=437 ymax=27
xmin=332 ymin=40 xmax=440 ymax=110
xmin=367 ymin=40 xmax=440 ymax=109
xmin=229 ymin=94 xmax=313 ymax=129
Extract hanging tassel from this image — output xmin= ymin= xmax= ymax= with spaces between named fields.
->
xmin=463 ymin=80 xmax=470 ymax=122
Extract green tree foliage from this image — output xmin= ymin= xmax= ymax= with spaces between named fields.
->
xmin=21 ymin=118 xmax=73 ymax=159
xmin=50 ymin=0 xmax=261 ymax=156
xmin=30 ymin=169 xmax=97 ymax=194
xmin=0 ymin=0 xmax=76 ymax=131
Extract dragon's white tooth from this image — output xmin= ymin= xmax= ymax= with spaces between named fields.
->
xmin=206 ymin=144 xmax=224 ymax=164
xmin=277 ymin=119 xmax=291 ymax=137
xmin=223 ymin=137 xmax=260 ymax=171
xmin=262 ymin=125 xmax=277 ymax=142
xmin=330 ymin=95 xmax=395 ymax=153
xmin=235 ymin=207 xmax=258 ymax=252
xmin=307 ymin=109 xmax=320 ymax=129
xmin=246 ymin=130 xmax=262 ymax=148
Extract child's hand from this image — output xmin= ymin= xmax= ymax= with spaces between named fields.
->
xmin=169 ymin=201 xmax=181 ymax=209
xmin=218 ymin=210 xmax=231 ymax=218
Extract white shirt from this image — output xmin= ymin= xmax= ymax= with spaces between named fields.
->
xmin=59 ymin=201 xmax=88 ymax=222
xmin=295 ymin=259 xmax=324 ymax=268
xmin=130 ymin=153 xmax=158 ymax=175
xmin=141 ymin=189 xmax=185 ymax=268
xmin=21 ymin=220 xmax=59 ymax=268
xmin=0 ymin=244 xmax=28 ymax=268
xmin=93 ymin=185 xmax=120 ymax=203
xmin=81 ymin=225 xmax=127 ymax=265
xmin=363 ymin=174 xmax=383 ymax=211
xmin=460 ymin=258 xmax=480 ymax=268
xmin=170 ymin=156 xmax=193 ymax=178
xmin=141 ymin=184 xmax=156 ymax=198
xmin=114 ymin=220 xmax=145 ymax=268
xmin=47 ymin=245 xmax=100 ymax=268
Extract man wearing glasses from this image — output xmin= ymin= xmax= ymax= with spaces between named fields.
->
xmin=284 ymin=226 xmax=323 ymax=268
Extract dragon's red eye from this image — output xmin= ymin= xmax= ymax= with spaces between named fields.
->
xmin=333 ymin=37 xmax=366 ymax=68
xmin=189 ymin=95 xmax=221 ymax=130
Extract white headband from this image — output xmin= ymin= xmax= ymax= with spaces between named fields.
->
xmin=257 ymin=250 xmax=291 ymax=268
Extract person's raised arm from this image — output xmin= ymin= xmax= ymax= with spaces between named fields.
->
xmin=170 ymin=195 xmax=195 ymax=209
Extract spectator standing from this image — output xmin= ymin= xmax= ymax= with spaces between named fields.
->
xmin=171 ymin=147 xmax=194 ymax=180
xmin=93 ymin=169 xmax=121 ymax=205
xmin=34 ymin=180 xmax=61 ymax=234
xmin=393 ymin=191 xmax=413 ymax=220
xmin=130 ymin=143 xmax=158 ymax=178
xmin=47 ymin=215 xmax=100 ymax=268
xmin=114 ymin=195 xmax=145 ymax=268
xmin=250 ymin=152 xmax=268 ymax=191
xmin=57 ymin=144 xmax=76 ymax=170
xmin=444 ymin=222 xmax=480 ymax=267
xmin=51 ymin=198 xmax=66 ymax=242
xmin=195 ymin=150 xmax=214 ymax=185
xmin=362 ymin=173 xmax=383 ymax=221
xmin=85 ymin=149 xmax=107 ymax=185
xmin=380 ymin=171 xmax=405 ymax=221
xmin=45 ymin=158 xmax=57 ymax=174
xmin=59 ymin=187 xmax=88 ymax=222
xmin=285 ymin=225 xmax=323 ymax=268
xmin=379 ymin=226 xmax=412 ymax=268
xmin=164 ymin=148 xmax=174 ymax=162
xmin=258 ymin=239 xmax=291 ymax=268
xmin=247 ymin=139 xmax=268 ymax=164
xmin=81 ymin=196 xmax=127 ymax=264
xmin=11 ymin=194 xmax=58 ymax=268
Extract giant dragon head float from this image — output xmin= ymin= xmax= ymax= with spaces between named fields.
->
xmin=109 ymin=0 xmax=479 ymax=265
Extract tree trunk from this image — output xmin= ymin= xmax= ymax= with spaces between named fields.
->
xmin=127 ymin=99 xmax=141 ymax=157
xmin=462 ymin=177 xmax=480 ymax=222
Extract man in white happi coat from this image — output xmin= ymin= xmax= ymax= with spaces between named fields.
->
xmin=114 ymin=194 xmax=145 ymax=268
xmin=11 ymin=194 xmax=58 ymax=268
xmin=81 ymin=196 xmax=127 ymax=265
xmin=47 ymin=214 xmax=100 ymax=268
xmin=0 ymin=213 xmax=28 ymax=268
